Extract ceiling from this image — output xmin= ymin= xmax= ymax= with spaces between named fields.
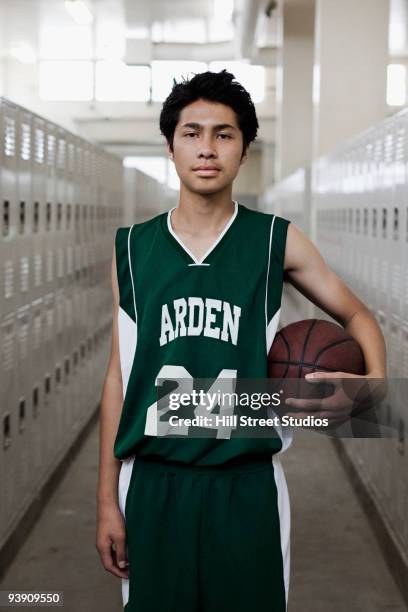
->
xmin=124 ymin=0 xmax=217 ymax=26
xmin=0 ymin=0 xmax=279 ymax=63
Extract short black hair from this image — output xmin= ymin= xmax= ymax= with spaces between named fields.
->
xmin=159 ymin=69 xmax=259 ymax=159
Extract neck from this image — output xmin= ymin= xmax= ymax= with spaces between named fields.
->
xmin=173 ymin=188 xmax=236 ymax=233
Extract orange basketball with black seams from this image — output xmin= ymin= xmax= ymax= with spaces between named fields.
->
xmin=268 ymin=319 xmax=366 ymax=379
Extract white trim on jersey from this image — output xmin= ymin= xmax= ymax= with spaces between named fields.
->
xmin=265 ymin=215 xmax=294 ymax=454
xmin=266 ymin=307 xmax=280 ymax=355
xmin=117 ymin=307 xmax=137 ymax=399
xmin=265 ymin=214 xmax=276 ymax=350
xmin=167 ymin=200 xmax=238 ymax=265
xmin=117 ymin=226 xmax=138 ymax=399
xmin=128 ymin=225 xmax=137 ymax=324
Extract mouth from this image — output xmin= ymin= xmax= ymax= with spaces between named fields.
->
xmin=193 ymin=168 xmax=221 ymax=176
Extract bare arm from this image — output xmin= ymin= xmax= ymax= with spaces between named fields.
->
xmin=97 ymin=243 xmax=123 ymax=506
xmin=95 ymin=243 xmax=129 ymax=579
xmin=284 ymin=222 xmax=387 ymax=378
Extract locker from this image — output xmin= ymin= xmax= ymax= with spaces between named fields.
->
xmin=15 ymin=305 xmax=31 ymax=509
xmin=401 ymin=327 xmax=408 ymax=551
xmin=1 ymin=313 xmax=18 ymax=536
xmin=267 ymin=103 xmax=408 ymax=565
xmin=63 ymin=288 xmax=74 ymax=431
xmin=87 ymin=286 xmax=97 ymax=409
xmin=401 ymin=326 xmax=408 ymax=378
xmin=389 ymin=316 xmax=402 ymax=378
xmin=370 ymin=133 xmax=386 ymax=313
xmin=0 ymin=99 xmax=18 ymax=317
xmin=386 ymin=116 xmax=404 ymax=321
xmin=54 ymin=287 xmax=66 ymax=450
xmin=402 ymin=118 xmax=408 ymax=323
xmin=393 ymin=379 xmax=406 ymax=550
xmin=16 ymin=109 xmax=34 ymax=314
xmin=359 ymin=137 xmax=373 ymax=305
xmin=29 ymin=297 xmax=47 ymax=478
xmin=81 ymin=289 xmax=93 ymax=420
xmin=42 ymin=292 xmax=56 ymax=466
xmin=0 ymin=97 xmax=124 ymax=550
xmin=71 ymin=290 xmax=82 ymax=426
xmin=44 ymin=117 xmax=58 ymax=360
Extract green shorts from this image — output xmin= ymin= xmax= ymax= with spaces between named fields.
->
xmin=118 ymin=455 xmax=290 ymax=612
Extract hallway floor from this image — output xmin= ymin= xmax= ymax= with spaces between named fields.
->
xmin=1 ymin=424 xmax=406 ymax=611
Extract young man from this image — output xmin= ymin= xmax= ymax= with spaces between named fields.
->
xmin=96 ymin=70 xmax=386 ymax=611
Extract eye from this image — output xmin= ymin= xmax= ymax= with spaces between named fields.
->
xmin=185 ymin=133 xmax=197 ymax=137
xmin=218 ymin=134 xmax=231 ymax=139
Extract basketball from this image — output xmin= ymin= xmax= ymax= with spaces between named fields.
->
xmin=268 ymin=319 xmax=366 ymax=379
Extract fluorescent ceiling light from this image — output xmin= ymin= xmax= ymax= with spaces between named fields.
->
xmin=10 ymin=43 xmax=36 ymax=64
xmin=64 ymin=1 xmax=94 ymax=26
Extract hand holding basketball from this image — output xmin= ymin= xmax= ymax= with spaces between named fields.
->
xmin=268 ymin=319 xmax=385 ymax=428
xmin=284 ymin=370 xmax=381 ymax=429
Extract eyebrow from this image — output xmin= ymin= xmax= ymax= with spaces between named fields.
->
xmin=181 ymin=122 xmax=237 ymax=131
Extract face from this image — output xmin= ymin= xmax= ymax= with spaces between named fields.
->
xmin=167 ymin=98 xmax=248 ymax=196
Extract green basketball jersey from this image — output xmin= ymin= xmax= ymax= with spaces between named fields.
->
xmin=114 ymin=201 xmax=292 ymax=465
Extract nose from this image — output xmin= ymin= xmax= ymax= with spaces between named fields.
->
xmin=197 ymin=133 xmax=217 ymax=158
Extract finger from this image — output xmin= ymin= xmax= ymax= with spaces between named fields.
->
xmin=305 ymin=371 xmax=342 ymax=380
xmin=310 ymin=387 xmax=351 ymax=409
xmin=98 ymin=541 xmax=129 ymax=579
xmin=114 ymin=535 xmax=129 ymax=571
xmin=285 ymin=397 xmax=322 ymax=410
xmin=112 ymin=547 xmax=130 ymax=579
xmin=305 ymin=373 xmax=342 ymax=388
xmin=98 ymin=542 xmax=116 ymax=571
xmin=314 ymin=395 xmax=353 ymax=411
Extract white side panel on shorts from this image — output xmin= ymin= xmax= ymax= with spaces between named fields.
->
xmin=118 ymin=455 xmax=135 ymax=608
xmin=272 ymin=454 xmax=291 ymax=611
xmin=117 ymin=304 xmax=137 ymax=608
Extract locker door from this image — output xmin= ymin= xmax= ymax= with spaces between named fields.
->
xmin=0 ymin=313 xmax=18 ymax=541
xmin=1 ymin=100 xmax=18 ymax=317
xmin=15 ymin=305 xmax=31 ymax=507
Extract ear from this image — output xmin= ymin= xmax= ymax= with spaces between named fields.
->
xmin=166 ymin=141 xmax=174 ymax=161
xmin=240 ymin=147 xmax=248 ymax=165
